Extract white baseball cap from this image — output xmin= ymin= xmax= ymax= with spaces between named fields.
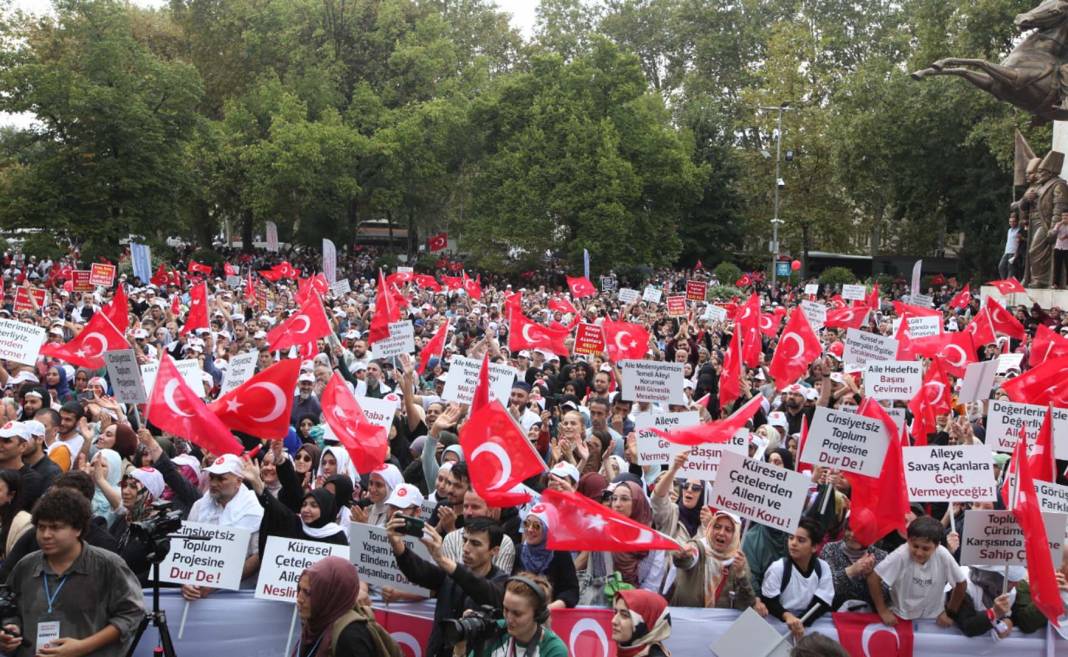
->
xmin=205 ymin=454 xmax=244 ymax=477
xmin=0 ymin=422 xmax=28 ymax=441
xmin=384 ymin=483 xmax=425 ymax=510
xmin=22 ymin=420 xmax=45 ymax=438
xmin=549 ymin=461 xmax=581 ymax=485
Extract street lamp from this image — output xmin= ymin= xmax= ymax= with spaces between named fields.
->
xmin=758 ymin=103 xmax=795 ymax=288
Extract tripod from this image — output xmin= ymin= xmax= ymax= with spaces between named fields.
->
xmin=125 ymin=561 xmax=177 ymax=657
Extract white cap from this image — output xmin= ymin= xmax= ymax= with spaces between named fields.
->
xmin=0 ymin=422 xmax=28 ymax=441
xmin=205 ymin=454 xmax=244 ymax=477
xmin=7 ymin=372 xmax=38 ymax=387
xmin=549 ymin=461 xmax=581 ymax=485
xmin=768 ymin=411 xmax=788 ymax=429
xmin=128 ymin=467 xmax=166 ymax=499
xmin=253 ymin=330 xmax=267 ymax=340
xmin=385 ymin=483 xmax=425 ymax=510
xmin=22 ymin=420 xmax=45 ymax=438
xmin=298 ymin=372 xmax=315 ymax=383
xmin=133 ymin=328 xmax=148 ymax=339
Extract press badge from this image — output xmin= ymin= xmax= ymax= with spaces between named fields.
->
xmin=35 ymin=620 xmax=59 ymax=649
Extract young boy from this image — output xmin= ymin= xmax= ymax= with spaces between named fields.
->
xmin=868 ymin=515 xmax=966 ymax=626
xmin=761 ymin=517 xmax=835 ymax=639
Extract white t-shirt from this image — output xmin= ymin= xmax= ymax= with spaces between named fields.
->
xmin=761 ymin=557 xmax=835 ymax=614
xmin=49 ymin=434 xmax=84 ymax=462
xmin=875 ymin=543 xmax=965 ymax=619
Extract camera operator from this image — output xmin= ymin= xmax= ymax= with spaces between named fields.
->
xmin=1 ymin=487 xmax=144 ymax=657
xmin=387 ymin=515 xmax=507 ymax=657
xmin=466 ymin=573 xmax=567 ymax=657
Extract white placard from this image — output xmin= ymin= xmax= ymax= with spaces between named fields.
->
xmin=997 ymin=352 xmax=1024 ymax=374
xmin=642 ymin=286 xmax=663 ymax=304
xmin=105 ymin=349 xmax=148 ymax=404
xmin=225 ymin=275 xmax=241 ymax=288
xmin=863 ymin=361 xmax=922 ymax=400
xmin=255 ymin=536 xmax=349 ymax=602
xmin=986 ymin=399 xmax=1068 ymax=457
xmin=620 ymin=359 xmax=685 ymax=405
xmin=702 ymin=305 xmax=728 ymax=323
xmin=330 ymin=279 xmax=351 ymax=296
xmin=842 ymin=284 xmax=866 ymax=301
xmin=902 ymin=445 xmax=997 ymax=502
xmin=799 ymin=300 xmax=826 ymax=330
xmin=635 ymin=412 xmax=700 ymax=466
xmin=709 ymin=450 xmax=810 ymax=533
xmin=909 ymin=293 xmax=935 ymax=308
xmin=349 ymin=522 xmax=431 ymax=596
xmin=221 ymin=350 xmax=258 ymax=394
xmin=1035 ymin=480 xmax=1068 ymax=516
xmin=140 ymin=358 xmax=205 ymax=398
xmin=397 ymin=266 xmax=414 ymax=274
xmin=958 ymin=360 xmax=998 ymax=403
xmin=0 ymin=319 xmax=45 ymax=366
xmin=885 ymin=406 xmax=906 ymax=434
xmin=159 ymin=522 xmax=250 ymax=590
xmin=896 ymin=315 xmax=941 ymax=339
xmin=803 ymin=283 xmax=819 ymax=296
xmin=355 ymin=394 xmax=399 ymax=431
xmin=371 ymin=320 xmax=416 ymax=359
xmin=842 ymin=328 xmax=898 ymax=367
xmin=960 ymin=510 xmax=1065 ymax=568
xmin=441 ymin=356 xmax=517 ymax=405
xmin=711 ymin=607 xmax=791 ymax=657
xmin=617 ymin=288 xmax=640 ymax=304
xmin=677 ymin=430 xmax=749 ymax=482
xmin=801 ymin=407 xmax=890 ymax=477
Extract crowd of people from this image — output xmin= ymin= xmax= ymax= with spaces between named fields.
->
xmin=0 ymin=242 xmax=1061 ymax=657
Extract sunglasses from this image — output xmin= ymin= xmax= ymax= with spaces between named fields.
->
xmin=682 ymin=483 xmax=703 ymax=493
xmin=295 ymin=453 xmax=313 ymax=462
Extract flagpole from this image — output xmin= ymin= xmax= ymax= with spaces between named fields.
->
xmin=178 ymin=600 xmax=190 ymax=639
xmin=1003 ymin=463 xmax=1020 ymax=596
xmin=760 ymin=604 xmax=820 ymax=657
xmin=284 ymin=604 xmax=299 ymax=657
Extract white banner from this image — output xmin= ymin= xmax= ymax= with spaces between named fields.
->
xmin=635 ymin=412 xmax=700 ymax=466
xmin=221 ymin=351 xmax=258 ymax=394
xmin=105 ymin=350 xmax=148 ymax=404
xmin=621 ymin=360 xmax=685 ymax=405
xmin=799 ymin=300 xmax=826 ymax=330
xmin=255 ymin=536 xmax=349 ymax=602
xmin=709 ymin=451 xmax=809 ymax=534
xmin=642 ymin=286 xmax=663 ymax=304
xmin=986 ymin=399 xmax=1068 ymax=457
xmin=159 ymin=522 xmax=250 ymax=591
xmin=141 ymin=359 xmax=205 ymax=398
xmin=322 ymin=238 xmax=337 ymax=284
xmin=265 ymin=221 xmax=279 ymax=252
xmin=349 ymin=522 xmax=432 ymax=596
xmin=960 ymin=510 xmax=1065 ymax=568
xmin=801 ymin=407 xmax=890 ymax=477
xmin=355 ymin=394 xmax=399 ymax=431
xmin=902 ymin=445 xmax=997 ymax=502
xmin=0 ymin=319 xmax=45 ymax=367
xmin=803 ymin=283 xmax=819 ymax=296
xmin=371 ymin=321 xmax=415 ymax=359
xmin=842 ymin=328 xmax=898 ymax=368
xmin=841 ymin=284 xmax=866 ymax=301
xmin=441 ymin=356 xmax=516 ymax=405
xmin=330 ymin=279 xmax=351 ymax=297
xmin=702 ymin=305 xmax=727 ymax=323
xmin=863 ymin=361 xmax=922 ymax=400
xmin=676 ymin=430 xmax=748 ymax=482
xmin=958 ymin=360 xmax=998 ymax=404
xmin=617 ymin=288 xmax=640 ymax=304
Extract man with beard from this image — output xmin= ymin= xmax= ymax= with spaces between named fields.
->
xmin=290 ymin=371 xmax=321 ymax=425
xmin=781 ymin=383 xmax=814 ymax=435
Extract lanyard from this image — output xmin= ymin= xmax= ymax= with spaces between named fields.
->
xmin=42 ymin=574 xmax=68 ymax=615
xmin=299 ymin=635 xmax=324 ymax=657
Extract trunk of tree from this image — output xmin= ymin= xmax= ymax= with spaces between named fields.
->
xmin=241 ymin=210 xmax=254 ymax=254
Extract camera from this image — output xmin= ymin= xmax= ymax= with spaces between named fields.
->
xmin=354 ymin=498 xmax=374 ymax=509
xmin=396 ymin=514 xmax=425 ymax=538
xmin=129 ymin=500 xmax=184 ymax=564
xmin=441 ymin=605 xmax=501 ymax=646
xmin=0 ymin=584 xmax=25 ymax=647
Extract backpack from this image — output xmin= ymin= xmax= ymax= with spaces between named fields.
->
xmin=777 ymin=556 xmax=821 ymax=595
xmin=329 ymin=607 xmax=404 ymax=657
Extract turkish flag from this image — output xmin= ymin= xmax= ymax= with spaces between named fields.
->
xmin=1000 ymin=355 xmax=1068 ymax=405
xmin=40 ymin=308 xmax=129 ymax=369
xmin=320 ymin=373 xmax=389 ymax=474
xmin=209 ymin=359 xmax=301 ymax=440
xmin=367 ymin=270 xmax=400 ymax=345
xmin=504 ymin=291 xmax=523 ymax=318
xmin=825 ymin=307 xmax=869 ymax=330
xmin=1031 ymin=324 xmax=1068 ymax=365
xmin=894 ymin=319 xmax=916 ymax=362
xmin=718 ymin=329 xmax=743 ymax=410
xmin=508 ymin=311 xmax=569 ymax=356
xmin=418 ymin=320 xmax=450 ymax=375
xmin=244 ymin=271 xmax=256 ymax=305
xmin=735 ymin=273 xmax=751 ymax=288
xmin=832 ymin=612 xmax=914 ymax=657
xmin=471 ymin=352 xmax=491 ymax=414
xmin=385 ymin=271 xmax=414 ymax=288
xmin=906 ymin=361 xmax=951 ymax=446
xmin=460 ymin=400 xmax=546 ymax=506
xmin=538 ymin=489 xmax=680 ymax=552
xmin=146 ymin=355 xmax=243 ymax=456
xmin=737 ymin=293 xmax=762 ymax=368
xmin=223 ymin=262 xmax=237 ymax=277
xmin=550 ymin=608 xmax=616 ymax=657
xmin=170 ymin=294 xmax=180 ymax=317
xmin=266 ymin=296 xmax=333 ymax=351
xmin=964 ymin=307 xmax=997 ymax=346
xmin=948 ymin=284 xmax=971 ymax=309
xmin=548 ymin=297 xmax=578 ymax=316
xmin=373 ymin=609 xmax=434 ymax=657
xmin=258 ymin=267 xmax=284 ymax=282
xmin=102 ymin=283 xmax=129 ymax=334
xmin=988 ymin=277 xmax=1027 ymax=295
xmin=933 ymin=330 xmax=976 ymax=377
xmin=413 ymin=274 xmax=441 ymax=291
xmin=758 ymin=308 xmax=785 ymax=337
xmin=985 ymin=297 xmax=1026 ymax=340
xmin=462 ymin=272 xmax=482 ymax=300
xmin=768 ymin=308 xmax=821 ymax=386
xmin=441 ymin=275 xmax=463 ymax=291
xmin=566 ymin=275 xmax=597 ymax=299
xmin=844 ymin=400 xmax=909 ymax=546
xmin=426 ymin=232 xmax=448 ymax=252
xmin=295 ymin=274 xmax=330 ymax=306
xmin=601 ymin=320 xmax=650 ymax=362
xmin=150 ymin=263 xmax=170 ymax=287
xmin=1011 ymin=431 xmax=1065 ymax=626
xmin=187 ymin=260 xmax=212 ymax=276
xmin=652 ymin=395 xmax=763 ymax=446
xmin=179 ymin=282 xmax=209 ymax=335
xmin=892 ymin=300 xmax=941 ymax=318
xmin=1028 ymin=406 xmax=1058 ymax=483
xmin=865 ymin=282 xmax=880 ymax=310
xmin=274 ymin=261 xmax=300 ymax=279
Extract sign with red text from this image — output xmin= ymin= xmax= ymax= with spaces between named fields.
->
xmin=902 ymin=445 xmax=997 ymax=502
xmin=160 ymin=522 xmax=250 ymax=590
xmin=13 ymin=287 xmax=46 ymax=313
xmin=801 ymin=406 xmax=890 ymax=477
xmin=676 ymin=429 xmax=749 ymax=482
xmin=960 ymin=510 xmax=1065 ymax=568
xmin=71 ymin=270 xmax=93 ymax=292
xmin=89 ymin=263 xmax=116 ymax=287
xmin=709 ymin=450 xmax=809 ymax=533
xmin=635 ymin=411 xmax=700 ymax=465
xmin=666 ymin=296 xmax=687 ymax=317
xmin=349 ymin=522 xmax=431 ymax=596
xmin=256 ymin=536 xmax=349 ymax=602
xmin=573 ymin=322 xmax=605 ymax=356
xmin=863 ymin=361 xmax=922 ymax=401
xmin=686 ymin=280 xmax=707 ymax=302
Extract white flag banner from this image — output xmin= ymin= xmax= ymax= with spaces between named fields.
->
xmin=322 ymin=239 xmax=337 ymax=284
xmin=266 ymin=221 xmax=279 ymax=252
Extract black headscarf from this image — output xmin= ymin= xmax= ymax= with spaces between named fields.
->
xmin=303 ymin=489 xmax=339 ymax=530
xmin=324 ymin=474 xmax=354 ymax=510
xmin=677 ymin=482 xmax=705 ymax=537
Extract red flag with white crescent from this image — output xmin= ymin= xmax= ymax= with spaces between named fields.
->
xmin=418 ymin=320 xmax=450 ymax=375
xmin=265 ymin=296 xmax=332 ymax=351
xmin=565 ymin=276 xmax=597 ymax=299
xmin=508 ymin=311 xmax=569 ymax=356
xmin=320 ymin=373 xmax=389 ymax=474
xmin=550 ymin=608 xmax=616 ymax=657
xmin=460 ymin=400 xmax=546 ymax=506
xmin=208 ymin=359 xmax=301 ymax=440
xmin=768 ymin=308 xmax=821 ymax=386
xmin=40 ymin=308 xmax=129 ymax=369
xmin=601 ymin=320 xmax=650 ymax=363
xmin=146 ymin=355 xmax=243 ymax=456
xmin=537 ymin=489 xmax=680 ymax=552
xmin=652 ymin=395 xmax=763 ymax=446
xmin=179 ymin=282 xmax=210 ymax=335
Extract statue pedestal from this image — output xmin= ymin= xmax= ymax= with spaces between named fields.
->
xmin=980 ymin=285 xmax=1068 ymax=310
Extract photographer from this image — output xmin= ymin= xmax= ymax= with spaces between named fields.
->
xmin=465 ymin=573 xmax=567 ymax=657
xmin=387 ymin=515 xmax=507 ymax=657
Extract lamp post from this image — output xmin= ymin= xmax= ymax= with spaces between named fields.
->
xmin=759 ymin=103 xmax=794 ymax=289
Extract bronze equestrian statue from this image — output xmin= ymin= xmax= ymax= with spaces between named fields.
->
xmin=912 ymin=0 xmax=1068 ymax=123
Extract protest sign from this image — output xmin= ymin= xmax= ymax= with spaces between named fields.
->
xmin=442 ymin=356 xmax=516 ymax=405
xmin=225 ymin=275 xmax=241 ymax=288
xmin=642 ymin=286 xmax=662 ymax=304
xmin=986 ymin=399 xmax=1068 ymax=457
xmin=71 ymin=270 xmax=93 ymax=292
xmin=842 ymin=284 xmax=866 ymax=301
xmin=960 ymin=510 xmax=1065 ymax=568
xmin=13 ymin=287 xmax=46 ymax=313
xmin=799 ymin=300 xmax=826 ymax=330
xmin=371 ymin=320 xmax=415 ymax=359
xmin=617 ymin=288 xmax=640 ymax=304
xmin=621 ymin=360 xmax=685 ymax=405
xmin=686 ymin=280 xmax=707 ymax=302
xmin=105 ymin=350 xmax=148 ymax=404
xmin=803 ymin=283 xmax=819 ymax=296
xmin=892 ymin=315 xmax=940 ymax=339
xmin=909 ymin=292 xmax=934 ymax=308
xmin=330 ymin=279 xmax=351 ymax=296
xmin=89 ymin=262 xmax=116 ymax=287
xmin=397 ymin=266 xmax=413 ymax=274
xmin=958 ymin=360 xmax=998 ymax=404
xmin=160 ymin=522 xmax=250 ymax=590
xmin=573 ymin=322 xmax=605 ymax=356
xmin=676 ymin=429 xmax=748 ymax=482
xmin=885 ymin=406 xmax=907 ymax=434
xmin=709 ymin=450 xmax=810 ymax=533
xmin=702 ymin=305 xmax=727 ymax=323
xmin=355 ymin=394 xmax=398 ymax=431
xmin=221 ymin=350 xmax=258 ymax=394
xmin=600 ymin=276 xmax=617 ymax=292
xmin=265 ymin=221 xmax=279 ymax=252
xmin=141 ymin=359 xmax=204 ymax=398
xmin=349 ymin=522 xmax=432 ymax=596
xmin=635 ymin=412 xmax=700 ymax=465
xmin=863 ymin=361 xmax=922 ymax=400
xmin=1035 ymin=480 xmax=1068 ymax=515
xmin=0 ymin=319 xmax=45 ymax=366
xmin=801 ymin=407 xmax=890 ymax=477
xmin=666 ymin=296 xmax=687 ymax=317
xmin=256 ymin=536 xmax=348 ymax=602
xmin=997 ymin=353 xmax=1024 ymax=374
xmin=902 ymin=445 xmax=997 ymax=502
xmin=842 ymin=328 xmax=898 ymax=367
xmin=711 ymin=607 xmax=791 ymax=657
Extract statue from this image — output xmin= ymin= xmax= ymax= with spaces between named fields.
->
xmin=1019 ymin=151 xmax=1068 ymax=287
xmin=912 ymin=0 xmax=1068 ymax=123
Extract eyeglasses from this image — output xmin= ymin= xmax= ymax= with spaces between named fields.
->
xmin=682 ymin=483 xmax=703 ymax=492
xmin=295 ymin=453 xmax=312 ymax=462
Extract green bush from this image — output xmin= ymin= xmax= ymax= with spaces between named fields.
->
xmin=712 ymin=262 xmax=742 ymax=284
xmin=819 ymin=266 xmax=856 ymax=285
xmin=707 ymin=284 xmax=743 ymax=300
xmin=20 ymin=232 xmax=65 ymax=260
